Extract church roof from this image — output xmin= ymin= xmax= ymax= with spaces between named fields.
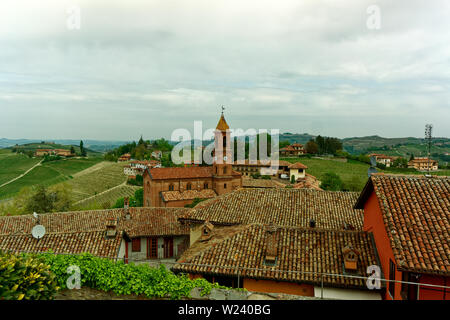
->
xmin=216 ymin=114 xmax=230 ymax=131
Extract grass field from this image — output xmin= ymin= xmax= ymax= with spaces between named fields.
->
xmin=281 ymin=157 xmax=370 ymax=191
xmin=282 ymin=157 xmax=450 ymax=192
xmin=0 ymin=155 xmax=103 ymax=200
xmin=0 ymin=153 xmax=41 ymax=185
xmin=63 ymin=161 xmax=128 ymax=202
xmin=73 ymin=184 xmax=140 ymax=210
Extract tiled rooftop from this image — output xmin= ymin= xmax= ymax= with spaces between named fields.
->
xmin=148 ymin=167 xmax=214 ymax=180
xmin=160 ymin=189 xmax=217 ymax=202
xmin=355 ymin=174 xmax=450 ymax=275
xmin=242 ymin=178 xmax=285 ymax=188
xmin=181 ymin=188 xmax=364 ymax=230
xmin=173 ymin=224 xmax=380 ymax=289
xmin=0 ymin=207 xmax=190 ymax=257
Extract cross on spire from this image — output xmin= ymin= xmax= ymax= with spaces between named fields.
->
xmin=221 ymin=105 xmax=225 ymax=115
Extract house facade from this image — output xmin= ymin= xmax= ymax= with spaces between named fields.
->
xmin=369 ymin=154 xmax=396 ymax=167
xmin=118 ymin=153 xmax=132 ymax=162
xmin=407 ymin=157 xmax=438 ymax=171
xmin=35 ymin=149 xmax=73 ymax=157
xmin=143 ymin=113 xmax=242 ymax=208
xmin=124 ymin=160 xmax=160 ymax=178
xmin=232 ymin=160 xmax=291 ymax=177
xmin=355 ymin=174 xmax=450 ymax=300
xmin=280 ymin=143 xmax=305 ymax=157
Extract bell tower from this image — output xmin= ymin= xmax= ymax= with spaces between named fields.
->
xmin=212 ymin=108 xmax=234 ymax=194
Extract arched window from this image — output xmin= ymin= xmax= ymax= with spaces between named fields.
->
xmin=204 ymin=182 xmax=208 ymax=189
xmin=223 ymin=135 xmax=226 ymax=149
xmin=224 ymin=183 xmax=227 ymax=189
xmin=223 ymin=167 xmax=227 ymax=174
xmin=215 ymin=166 xmax=218 ymax=174
xmin=187 ymin=183 xmax=192 ymax=190
xmin=169 ymin=184 xmax=174 ymax=191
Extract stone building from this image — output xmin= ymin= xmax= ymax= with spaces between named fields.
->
xmin=143 ymin=113 xmax=242 ymax=207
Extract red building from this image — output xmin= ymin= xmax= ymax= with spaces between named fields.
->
xmin=355 ymin=174 xmax=450 ymax=300
xmin=143 ymin=113 xmax=242 ymax=207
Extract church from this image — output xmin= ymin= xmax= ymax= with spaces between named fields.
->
xmin=143 ymin=113 xmax=242 ymax=207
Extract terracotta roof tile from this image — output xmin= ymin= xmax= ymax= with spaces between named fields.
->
xmin=0 ymin=207 xmax=190 ymax=257
xmin=148 ymin=167 xmax=213 ymax=180
xmin=181 ymin=188 xmax=363 ymax=230
xmin=242 ymin=178 xmax=285 ymax=188
xmin=288 ymin=162 xmax=308 ymax=169
xmin=173 ymin=224 xmax=380 ymax=289
xmin=357 ymin=175 xmax=450 ymax=275
xmin=161 ymin=189 xmax=217 ymax=202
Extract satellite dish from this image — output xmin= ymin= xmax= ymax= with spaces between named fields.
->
xmin=32 ymin=225 xmax=46 ymax=239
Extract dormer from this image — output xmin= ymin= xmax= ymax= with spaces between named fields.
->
xmin=343 ymin=245 xmax=360 ymax=272
xmin=106 ymin=218 xmax=118 ymax=238
xmin=201 ymin=221 xmax=214 ymax=241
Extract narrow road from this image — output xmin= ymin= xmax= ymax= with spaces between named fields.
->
xmin=0 ymin=159 xmax=43 ymax=189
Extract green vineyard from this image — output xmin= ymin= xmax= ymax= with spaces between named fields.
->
xmin=73 ymin=185 xmax=141 ymax=210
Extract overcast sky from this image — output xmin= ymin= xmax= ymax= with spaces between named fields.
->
xmin=0 ymin=0 xmax=449 ymax=141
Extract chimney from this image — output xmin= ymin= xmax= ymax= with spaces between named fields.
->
xmin=264 ymin=225 xmax=278 ymax=265
xmin=106 ymin=218 xmax=117 ymax=238
xmin=124 ymin=197 xmax=131 ymax=220
xmin=343 ymin=245 xmax=359 ymax=272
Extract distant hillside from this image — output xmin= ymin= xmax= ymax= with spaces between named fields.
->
xmin=5 ymin=142 xmax=99 ymax=156
xmin=341 ymin=135 xmax=450 ymax=163
xmin=279 ymin=133 xmax=317 ymax=145
xmin=0 ymin=138 xmax=129 ymax=152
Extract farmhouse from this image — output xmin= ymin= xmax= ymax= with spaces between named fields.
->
xmin=407 ymin=157 xmax=438 ymax=171
xmin=355 ymin=174 xmax=450 ymax=300
xmin=35 ymin=149 xmax=73 ymax=157
xmin=280 ymin=143 xmax=305 ymax=157
xmin=118 ymin=153 xmax=132 ymax=162
xmin=124 ymin=160 xmax=160 ymax=178
xmin=368 ymin=153 xmax=396 ymax=167
xmin=143 ymin=113 xmax=242 ymax=207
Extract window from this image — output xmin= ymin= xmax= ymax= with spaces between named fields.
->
xmin=224 ymin=183 xmax=227 ymax=189
xmin=164 ymin=237 xmax=174 ymax=258
xmin=223 ymin=167 xmax=227 ymax=174
xmin=169 ymin=184 xmax=174 ymax=191
xmin=389 ymin=260 xmax=396 ymax=298
xmin=147 ymin=237 xmax=158 ymax=259
xmin=204 ymin=182 xmax=208 ymax=189
xmin=132 ymin=238 xmax=141 ymax=252
xmin=223 ymin=136 xmax=226 ymax=149
xmin=186 ymin=183 xmax=192 ymax=190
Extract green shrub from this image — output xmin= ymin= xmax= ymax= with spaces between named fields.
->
xmin=38 ymin=253 xmax=225 ymax=299
xmin=0 ymin=251 xmax=59 ymax=300
xmin=320 ymin=172 xmax=344 ymax=191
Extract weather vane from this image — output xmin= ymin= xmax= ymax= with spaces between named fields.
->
xmin=221 ymin=105 xmax=225 ymax=115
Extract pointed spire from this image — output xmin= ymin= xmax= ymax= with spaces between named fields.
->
xmin=216 ymin=106 xmax=229 ymax=131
